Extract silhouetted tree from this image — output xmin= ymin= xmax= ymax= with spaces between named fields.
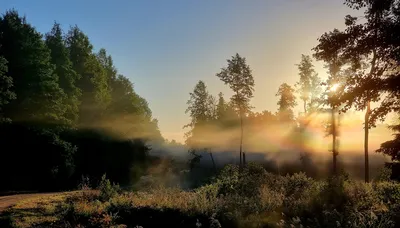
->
xmin=314 ymin=0 xmax=400 ymax=182
xmin=216 ymin=53 xmax=255 ymax=167
xmin=296 ymin=55 xmax=321 ymax=114
xmin=184 ymin=80 xmax=216 ymax=168
xmin=377 ymin=115 xmax=400 ymax=162
xmin=276 ymin=83 xmax=296 ymax=123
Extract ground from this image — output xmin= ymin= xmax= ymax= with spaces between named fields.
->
xmin=0 ymin=192 xmax=80 ymax=228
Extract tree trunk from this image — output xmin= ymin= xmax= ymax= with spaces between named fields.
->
xmin=363 ymin=13 xmax=378 ymax=183
xmin=303 ymin=100 xmax=307 ymax=114
xmin=239 ymin=112 xmax=243 ymax=169
xmin=209 ymin=149 xmax=217 ymax=175
xmin=332 ymin=105 xmax=337 ymax=175
xmin=243 ymin=152 xmax=246 ymax=166
xmin=364 ymin=99 xmax=371 ymax=182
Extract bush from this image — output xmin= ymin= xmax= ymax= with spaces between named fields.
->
xmin=99 ymin=174 xmax=121 ymax=201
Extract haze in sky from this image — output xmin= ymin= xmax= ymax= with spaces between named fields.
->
xmin=1 ymin=0 xmax=391 ymax=149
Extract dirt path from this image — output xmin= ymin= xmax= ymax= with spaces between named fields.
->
xmin=0 ymin=193 xmax=56 ymax=213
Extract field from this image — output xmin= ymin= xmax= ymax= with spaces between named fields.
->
xmin=1 ymin=163 xmax=400 ymax=228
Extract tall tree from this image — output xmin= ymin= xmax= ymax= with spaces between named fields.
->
xmin=45 ymin=22 xmax=81 ymax=125
xmin=0 ymin=56 xmax=16 ymax=121
xmin=276 ymin=83 xmax=297 ymax=123
xmin=216 ymin=53 xmax=255 ymax=167
xmin=66 ymin=26 xmax=111 ymax=125
xmin=184 ymin=80 xmax=215 ymax=145
xmin=314 ymin=31 xmax=346 ymax=176
xmin=0 ymin=10 xmax=66 ymax=123
xmin=184 ymin=80 xmax=216 ymax=167
xmin=296 ymin=55 xmax=321 ymax=114
xmin=314 ymin=0 xmax=400 ymax=182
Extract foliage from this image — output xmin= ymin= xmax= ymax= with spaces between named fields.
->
xmin=216 ymin=53 xmax=254 ymax=115
xmin=0 ymin=55 xmax=15 ymax=121
xmin=296 ymin=54 xmax=322 ymax=114
xmin=5 ymin=165 xmax=400 ymax=228
xmin=0 ymin=10 xmax=67 ymax=124
xmin=377 ymin=116 xmax=400 ymax=161
xmin=98 ymin=174 xmax=121 ymax=201
xmin=276 ymin=83 xmax=297 ymax=123
xmin=0 ymin=9 xmax=159 ymax=192
xmin=45 ymin=22 xmax=81 ymax=125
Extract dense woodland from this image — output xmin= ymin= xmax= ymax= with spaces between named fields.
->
xmin=0 ymin=10 xmax=164 ymax=191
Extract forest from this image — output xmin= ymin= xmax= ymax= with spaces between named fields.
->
xmin=1 ymin=0 xmax=400 ymax=227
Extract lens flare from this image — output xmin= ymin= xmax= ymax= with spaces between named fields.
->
xmin=330 ymin=83 xmax=339 ymax=92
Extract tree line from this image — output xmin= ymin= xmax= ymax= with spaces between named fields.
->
xmin=184 ymin=0 xmax=400 ymax=182
xmin=0 ymin=10 xmax=163 ymax=191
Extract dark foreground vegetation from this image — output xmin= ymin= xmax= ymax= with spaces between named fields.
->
xmin=1 ymin=164 xmax=400 ymax=228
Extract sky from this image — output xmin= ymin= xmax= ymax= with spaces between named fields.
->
xmin=1 ymin=0 xmax=390 ymax=145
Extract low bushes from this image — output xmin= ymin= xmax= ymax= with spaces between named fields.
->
xmin=8 ymin=163 xmax=400 ymax=228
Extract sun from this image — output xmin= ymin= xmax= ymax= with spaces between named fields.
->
xmin=330 ymin=83 xmax=339 ymax=92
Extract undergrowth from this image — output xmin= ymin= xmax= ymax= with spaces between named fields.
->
xmin=3 ymin=163 xmax=400 ymax=228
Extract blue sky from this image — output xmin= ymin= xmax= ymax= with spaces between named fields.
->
xmin=1 ymin=0 xmax=355 ymax=142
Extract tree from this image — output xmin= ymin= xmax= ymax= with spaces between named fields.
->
xmin=184 ymin=80 xmax=216 ymax=148
xmin=216 ymin=53 xmax=255 ymax=167
xmin=0 ymin=56 xmax=15 ymax=121
xmin=97 ymin=48 xmax=117 ymax=88
xmin=296 ymin=55 xmax=321 ymax=114
xmin=0 ymin=10 xmax=67 ymax=123
xmin=377 ymin=115 xmax=400 ymax=162
xmin=66 ymin=26 xmax=111 ymax=125
xmin=276 ymin=83 xmax=297 ymax=123
xmin=106 ymin=74 xmax=161 ymax=141
xmin=184 ymin=81 xmax=216 ymax=169
xmin=313 ymin=0 xmax=400 ymax=182
xmin=314 ymin=30 xmax=347 ymax=176
xmin=216 ymin=92 xmax=226 ymax=121
xmin=45 ymin=22 xmax=81 ymax=125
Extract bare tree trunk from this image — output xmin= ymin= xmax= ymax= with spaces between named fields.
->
xmin=209 ymin=149 xmax=217 ymax=175
xmin=303 ymin=100 xmax=307 ymax=114
xmin=363 ymin=13 xmax=378 ymax=183
xmin=332 ymin=105 xmax=337 ymax=175
xmin=243 ymin=152 xmax=246 ymax=166
xmin=364 ymin=99 xmax=371 ymax=182
xmin=239 ymin=112 xmax=243 ymax=169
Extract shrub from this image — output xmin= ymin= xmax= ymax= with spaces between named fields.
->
xmin=99 ymin=174 xmax=121 ymax=201
xmin=375 ymin=167 xmax=393 ymax=182
xmin=78 ymin=175 xmax=91 ymax=190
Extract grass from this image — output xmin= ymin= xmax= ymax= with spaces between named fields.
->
xmin=1 ymin=164 xmax=400 ymax=228
xmin=0 ymin=191 xmax=88 ymax=228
